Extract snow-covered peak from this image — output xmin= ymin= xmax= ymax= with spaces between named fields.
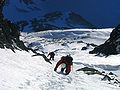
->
xmin=3 ymin=0 xmax=120 ymax=32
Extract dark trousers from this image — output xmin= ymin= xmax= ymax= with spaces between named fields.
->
xmin=61 ymin=65 xmax=71 ymax=75
xmin=50 ymin=56 xmax=54 ymax=60
xmin=61 ymin=68 xmax=66 ymax=72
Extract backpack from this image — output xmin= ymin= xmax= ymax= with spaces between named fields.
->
xmin=65 ymin=55 xmax=73 ymax=65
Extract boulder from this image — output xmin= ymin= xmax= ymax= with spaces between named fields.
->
xmin=76 ymin=67 xmax=102 ymax=75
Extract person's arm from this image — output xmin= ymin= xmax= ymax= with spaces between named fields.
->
xmin=54 ymin=60 xmax=63 ymax=71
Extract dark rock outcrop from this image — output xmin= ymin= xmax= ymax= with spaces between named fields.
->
xmin=0 ymin=17 xmax=28 ymax=52
xmin=77 ymin=66 xmax=120 ymax=87
xmin=66 ymin=12 xmax=96 ymax=29
xmin=16 ymin=11 xmax=96 ymax=32
xmin=101 ymin=72 xmax=120 ymax=87
xmin=89 ymin=25 xmax=120 ymax=56
xmin=81 ymin=43 xmax=97 ymax=50
xmin=76 ymin=67 xmax=102 ymax=75
xmin=0 ymin=0 xmax=28 ymax=52
xmin=0 ymin=17 xmax=51 ymax=63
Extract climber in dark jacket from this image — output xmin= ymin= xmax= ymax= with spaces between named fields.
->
xmin=47 ymin=52 xmax=55 ymax=60
xmin=54 ymin=55 xmax=73 ymax=75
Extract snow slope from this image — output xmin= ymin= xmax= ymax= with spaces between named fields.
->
xmin=0 ymin=29 xmax=120 ymax=90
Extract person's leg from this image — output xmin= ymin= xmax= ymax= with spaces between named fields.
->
xmin=61 ymin=63 xmax=66 ymax=72
xmin=65 ymin=65 xmax=71 ymax=75
xmin=61 ymin=68 xmax=65 ymax=72
xmin=49 ymin=56 xmax=52 ymax=60
xmin=52 ymin=57 xmax=54 ymax=60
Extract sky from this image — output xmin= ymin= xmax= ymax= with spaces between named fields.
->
xmin=3 ymin=0 xmax=120 ymax=28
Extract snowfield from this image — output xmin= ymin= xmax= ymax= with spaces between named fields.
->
xmin=0 ymin=29 xmax=120 ymax=90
